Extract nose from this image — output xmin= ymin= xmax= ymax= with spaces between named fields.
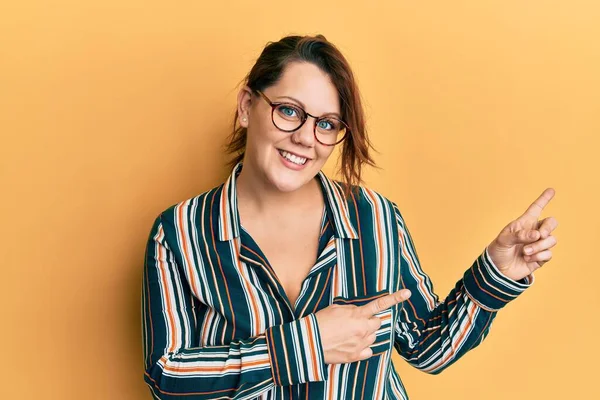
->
xmin=290 ymin=116 xmax=317 ymax=147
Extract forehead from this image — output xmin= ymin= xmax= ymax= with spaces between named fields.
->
xmin=267 ymin=61 xmax=341 ymax=115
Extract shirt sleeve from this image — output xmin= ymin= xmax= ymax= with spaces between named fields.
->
xmin=391 ymin=203 xmax=533 ymax=374
xmin=142 ymin=215 xmax=327 ymax=399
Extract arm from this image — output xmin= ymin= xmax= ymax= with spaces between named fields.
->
xmin=392 ymin=204 xmax=533 ymax=374
xmin=142 ymin=215 xmax=327 ymax=399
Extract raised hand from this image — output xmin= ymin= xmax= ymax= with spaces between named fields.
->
xmin=314 ymin=289 xmax=412 ymax=364
xmin=486 ymin=188 xmax=558 ymax=282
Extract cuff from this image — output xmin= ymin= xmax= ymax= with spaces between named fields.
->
xmin=265 ymin=313 xmax=327 ymax=387
xmin=463 ymin=246 xmax=534 ymax=312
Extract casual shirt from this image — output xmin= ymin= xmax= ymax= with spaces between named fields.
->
xmin=142 ymin=162 xmax=533 ymax=399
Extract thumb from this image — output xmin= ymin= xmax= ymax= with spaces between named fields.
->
xmin=502 ymin=229 xmax=540 ymax=246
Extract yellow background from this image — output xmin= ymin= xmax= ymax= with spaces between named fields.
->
xmin=1 ymin=0 xmax=598 ymax=398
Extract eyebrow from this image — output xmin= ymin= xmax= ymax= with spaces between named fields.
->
xmin=275 ymin=95 xmax=342 ymax=119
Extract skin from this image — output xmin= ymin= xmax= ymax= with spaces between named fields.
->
xmin=234 ymin=60 xmax=558 ymax=365
xmin=236 ymin=61 xmax=339 ymax=314
xmin=486 ymin=188 xmax=558 ymax=281
xmin=236 ymin=61 xmax=337 ymax=197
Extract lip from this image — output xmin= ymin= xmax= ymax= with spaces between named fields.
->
xmin=277 ymin=149 xmax=311 ymax=171
xmin=277 ymin=149 xmax=313 ymax=160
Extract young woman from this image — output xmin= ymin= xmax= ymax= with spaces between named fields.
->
xmin=142 ymin=34 xmax=558 ymax=399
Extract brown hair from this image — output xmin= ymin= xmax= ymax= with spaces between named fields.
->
xmin=226 ymin=34 xmax=377 ymax=196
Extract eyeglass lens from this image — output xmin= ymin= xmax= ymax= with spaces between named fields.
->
xmin=272 ymin=103 xmax=346 ymax=145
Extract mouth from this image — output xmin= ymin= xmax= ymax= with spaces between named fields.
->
xmin=277 ymin=149 xmax=311 ymax=166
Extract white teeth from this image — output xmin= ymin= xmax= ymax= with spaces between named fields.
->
xmin=280 ymin=150 xmax=307 ymax=165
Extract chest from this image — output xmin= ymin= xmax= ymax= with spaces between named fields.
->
xmin=198 ymin=230 xmax=399 ymax=344
xmin=241 ymin=212 xmax=323 ymax=309
xmin=178 ymin=197 xmax=402 ymax=343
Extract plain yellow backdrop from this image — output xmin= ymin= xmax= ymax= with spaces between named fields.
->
xmin=1 ymin=0 xmax=598 ymax=398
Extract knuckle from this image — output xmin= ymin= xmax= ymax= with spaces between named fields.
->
xmin=532 ymin=244 xmax=539 ymax=252
xmin=353 ymin=351 xmax=364 ymax=361
xmin=354 ymin=324 xmax=367 ymax=337
xmin=374 ymin=299 xmax=384 ymax=312
xmin=361 ymin=326 xmax=370 ymax=337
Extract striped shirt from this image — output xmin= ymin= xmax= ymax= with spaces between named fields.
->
xmin=142 ymin=162 xmax=533 ymax=399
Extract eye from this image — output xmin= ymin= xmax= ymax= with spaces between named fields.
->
xmin=276 ymin=105 xmax=302 ymax=120
xmin=317 ymin=119 xmax=336 ymax=131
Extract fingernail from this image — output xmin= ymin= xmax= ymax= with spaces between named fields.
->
xmin=525 ymin=247 xmax=533 ymax=254
xmin=402 ymin=289 xmax=411 ymax=298
xmin=529 ymin=231 xmax=537 ymax=239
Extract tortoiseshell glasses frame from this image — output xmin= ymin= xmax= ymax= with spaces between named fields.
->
xmin=254 ymin=89 xmax=349 ymax=146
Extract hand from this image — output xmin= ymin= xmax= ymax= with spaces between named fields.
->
xmin=314 ymin=289 xmax=411 ymax=364
xmin=486 ymin=188 xmax=558 ymax=282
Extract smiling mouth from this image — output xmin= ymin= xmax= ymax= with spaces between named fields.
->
xmin=278 ymin=149 xmax=310 ymax=165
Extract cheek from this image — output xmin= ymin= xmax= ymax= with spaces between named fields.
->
xmin=245 ymin=129 xmax=274 ymax=156
xmin=247 ymin=118 xmax=281 ymax=146
xmin=315 ymin=145 xmax=335 ymax=162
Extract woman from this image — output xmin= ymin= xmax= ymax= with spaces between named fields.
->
xmin=142 ymin=34 xmax=558 ymax=399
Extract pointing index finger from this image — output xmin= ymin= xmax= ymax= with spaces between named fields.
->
xmin=360 ymin=289 xmax=411 ymax=317
xmin=522 ymin=188 xmax=555 ymax=219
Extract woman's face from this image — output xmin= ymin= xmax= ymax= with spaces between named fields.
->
xmin=237 ymin=61 xmax=340 ymax=193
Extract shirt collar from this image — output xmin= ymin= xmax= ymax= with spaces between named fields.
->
xmin=217 ymin=161 xmax=359 ymax=241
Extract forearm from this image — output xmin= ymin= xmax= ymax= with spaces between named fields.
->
xmin=144 ymin=312 xmax=327 ymax=399
xmin=393 ymin=203 xmax=533 ymax=374
xmin=144 ymin=334 xmax=273 ymax=399
xmin=394 ymin=270 xmax=497 ymax=374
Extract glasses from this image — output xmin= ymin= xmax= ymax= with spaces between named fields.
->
xmin=254 ymin=90 xmax=349 ymax=146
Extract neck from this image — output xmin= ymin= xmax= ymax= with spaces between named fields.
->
xmin=236 ymin=162 xmax=321 ymax=217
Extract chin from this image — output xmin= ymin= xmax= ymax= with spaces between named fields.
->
xmin=266 ymin=167 xmax=314 ymax=193
xmin=268 ymin=175 xmax=309 ymax=193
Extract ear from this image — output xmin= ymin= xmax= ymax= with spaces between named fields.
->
xmin=237 ymin=86 xmax=253 ymax=128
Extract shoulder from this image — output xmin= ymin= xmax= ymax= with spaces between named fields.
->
xmin=336 ymin=181 xmax=401 ymax=213
xmin=153 ymin=183 xmax=226 ymax=231
xmin=332 ymin=180 xmax=404 ymax=224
